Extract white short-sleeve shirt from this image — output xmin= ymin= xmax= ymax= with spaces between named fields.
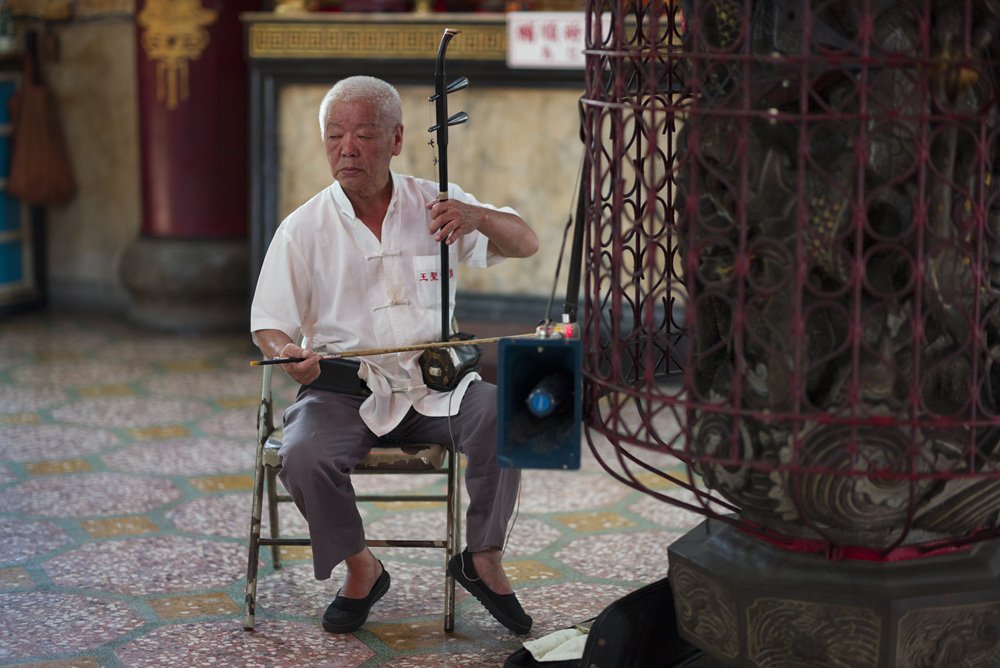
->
xmin=251 ymin=171 xmax=511 ymax=436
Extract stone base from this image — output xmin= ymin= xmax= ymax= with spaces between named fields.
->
xmin=119 ymin=237 xmax=249 ymax=332
xmin=668 ymin=520 xmax=1000 ymax=667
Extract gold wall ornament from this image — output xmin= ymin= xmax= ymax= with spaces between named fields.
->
xmin=138 ymin=0 xmax=218 ymax=110
xmin=247 ymin=21 xmax=506 ymax=61
xmin=9 ymin=0 xmax=73 ymax=21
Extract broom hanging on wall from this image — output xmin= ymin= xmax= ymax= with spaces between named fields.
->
xmin=8 ymin=30 xmax=76 ymax=205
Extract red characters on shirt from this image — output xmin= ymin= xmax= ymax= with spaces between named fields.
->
xmin=417 ymin=269 xmax=454 ymax=282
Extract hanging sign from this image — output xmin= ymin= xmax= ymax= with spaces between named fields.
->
xmin=506 ymin=11 xmax=588 ymax=69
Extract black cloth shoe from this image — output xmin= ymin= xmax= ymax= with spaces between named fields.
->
xmin=322 ymin=562 xmax=391 ymax=633
xmin=449 ymin=549 xmax=532 ymax=635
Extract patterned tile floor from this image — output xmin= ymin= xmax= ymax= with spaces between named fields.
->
xmin=0 ymin=313 xmax=702 ymax=667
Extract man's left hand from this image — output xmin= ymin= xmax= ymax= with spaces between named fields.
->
xmin=427 ymin=199 xmax=479 ymax=245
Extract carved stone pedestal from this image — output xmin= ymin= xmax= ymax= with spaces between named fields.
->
xmin=668 ymin=521 xmax=1000 ymax=667
xmin=120 ymin=237 xmax=248 ymax=332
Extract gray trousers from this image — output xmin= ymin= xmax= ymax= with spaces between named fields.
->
xmin=278 ymin=380 xmax=521 ymax=580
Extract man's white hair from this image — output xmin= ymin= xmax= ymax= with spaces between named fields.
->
xmin=318 ymin=76 xmax=403 ymax=138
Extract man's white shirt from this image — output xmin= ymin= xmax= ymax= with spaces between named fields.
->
xmin=251 ymin=171 xmax=511 ymax=436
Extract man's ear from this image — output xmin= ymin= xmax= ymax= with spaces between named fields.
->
xmin=393 ymin=123 xmax=404 ymax=156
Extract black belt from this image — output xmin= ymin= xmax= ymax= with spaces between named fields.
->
xmin=305 ymin=358 xmax=371 ymax=397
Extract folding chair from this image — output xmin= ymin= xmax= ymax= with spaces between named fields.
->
xmin=243 ymin=364 xmax=461 ymax=632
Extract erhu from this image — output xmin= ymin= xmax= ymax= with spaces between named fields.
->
xmin=417 ymin=28 xmax=483 ymax=391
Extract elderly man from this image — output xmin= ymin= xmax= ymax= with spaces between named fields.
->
xmin=250 ymin=75 xmax=539 ymax=635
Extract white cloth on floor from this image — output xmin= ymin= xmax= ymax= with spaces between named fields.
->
xmin=523 ymin=627 xmax=588 ymax=662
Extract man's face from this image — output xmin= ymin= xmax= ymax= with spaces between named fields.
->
xmin=324 ymin=100 xmax=403 ymax=199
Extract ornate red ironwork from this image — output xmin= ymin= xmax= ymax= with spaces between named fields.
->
xmin=581 ymin=0 xmax=1000 ymax=558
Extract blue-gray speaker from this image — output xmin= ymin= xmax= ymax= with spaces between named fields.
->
xmin=497 ymin=336 xmax=582 ymax=469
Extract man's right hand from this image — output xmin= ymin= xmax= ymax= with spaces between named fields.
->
xmin=252 ymin=329 xmax=322 ymax=386
xmin=275 ymin=342 xmax=321 ymax=386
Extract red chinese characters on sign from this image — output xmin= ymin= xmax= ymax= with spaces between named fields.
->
xmin=507 ymin=12 xmax=589 ymax=69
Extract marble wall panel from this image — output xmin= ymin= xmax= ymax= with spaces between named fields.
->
xmin=42 ymin=20 xmax=140 ymax=313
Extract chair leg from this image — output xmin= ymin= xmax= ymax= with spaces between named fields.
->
xmin=244 ymin=442 xmax=268 ymax=630
xmin=444 ymin=448 xmax=461 ymax=632
xmin=265 ymin=466 xmax=282 ymax=570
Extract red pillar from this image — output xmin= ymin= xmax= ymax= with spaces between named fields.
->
xmin=121 ymin=0 xmax=259 ymax=331
xmin=135 ymin=0 xmax=256 ymax=239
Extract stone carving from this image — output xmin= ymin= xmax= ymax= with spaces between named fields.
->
xmin=670 ymin=561 xmax=740 ymax=660
xmin=897 ymin=603 xmax=1000 ymax=667
xmin=746 ymin=598 xmax=881 ymax=668
xmin=678 ymin=0 xmax=1000 ymax=548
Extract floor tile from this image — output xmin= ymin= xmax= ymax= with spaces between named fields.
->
xmin=149 ymin=592 xmax=241 ymax=619
xmin=26 ymin=459 xmax=93 ymax=475
xmin=80 ymin=515 xmax=160 ymax=538
xmin=0 ymin=566 xmax=34 ymax=590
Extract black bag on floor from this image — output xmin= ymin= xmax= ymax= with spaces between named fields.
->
xmin=503 ymin=647 xmax=578 ymax=668
xmin=580 ymin=576 xmax=703 ymax=667
xmin=504 ymin=576 xmax=703 ymax=668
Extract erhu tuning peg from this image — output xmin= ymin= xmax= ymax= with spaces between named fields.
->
xmin=428 ymin=76 xmax=470 ymax=101
xmin=428 ymin=111 xmax=469 ymax=133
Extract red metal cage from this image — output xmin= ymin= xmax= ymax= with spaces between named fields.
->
xmin=581 ymin=0 xmax=1000 ymax=558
